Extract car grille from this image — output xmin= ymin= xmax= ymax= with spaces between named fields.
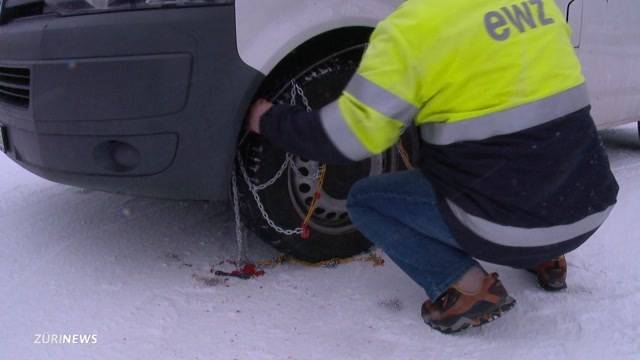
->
xmin=0 ymin=66 xmax=30 ymax=109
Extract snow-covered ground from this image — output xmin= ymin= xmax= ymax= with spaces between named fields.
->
xmin=1 ymin=125 xmax=639 ymax=360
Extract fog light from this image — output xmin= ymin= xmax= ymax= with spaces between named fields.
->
xmin=93 ymin=140 xmax=140 ymax=173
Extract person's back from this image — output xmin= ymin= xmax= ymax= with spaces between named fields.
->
xmin=365 ymin=0 xmax=585 ymax=126
xmin=353 ymin=0 xmax=619 ymax=267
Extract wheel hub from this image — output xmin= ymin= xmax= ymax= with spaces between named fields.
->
xmin=288 ymin=155 xmax=385 ymax=234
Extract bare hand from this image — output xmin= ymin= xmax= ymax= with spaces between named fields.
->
xmin=247 ymin=99 xmax=273 ymax=134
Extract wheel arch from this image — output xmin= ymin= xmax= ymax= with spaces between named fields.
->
xmin=253 ymin=26 xmax=374 ymax=101
xmin=234 ymin=0 xmax=402 ymax=74
xmin=226 ymin=25 xmax=375 ymax=191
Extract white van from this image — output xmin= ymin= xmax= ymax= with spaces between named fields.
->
xmin=0 ymin=0 xmax=637 ymax=260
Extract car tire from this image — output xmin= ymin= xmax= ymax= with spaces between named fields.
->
xmin=234 ymin=45 xmax=415 ymax=262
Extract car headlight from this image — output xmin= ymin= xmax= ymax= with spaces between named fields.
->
xmin=44 ymin=0 xmax=233 ymax=15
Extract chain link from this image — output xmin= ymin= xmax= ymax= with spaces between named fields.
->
xmin=286 ymin=80 xmax=321 ymax=178
xmin=238 ymin=154 xmax=303 ymax=236
xmin=250 ymin=154 xmax=292 ymax=191
xmin=230 ymin=80 xmax=316 ymax=249
xmin=291 ymin=80 xmax=313 ymax=112
xmin=230 ymin=163 xmax=248 ymax=264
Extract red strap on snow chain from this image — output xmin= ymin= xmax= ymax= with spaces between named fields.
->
xmin=300 ymin=165 xmax=327 ymax=240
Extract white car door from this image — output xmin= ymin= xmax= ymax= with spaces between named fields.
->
xmin=577 ymin=0 xmax=640 ymax=128
xmin=557 ymin=0 xmax=584 ymax=47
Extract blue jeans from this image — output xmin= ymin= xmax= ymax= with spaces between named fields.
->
xmin=347 ymin=170 xmax=479 ymax=300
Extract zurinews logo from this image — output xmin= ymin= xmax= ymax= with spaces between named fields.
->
xmin=34 ymin=333 xmax=98 ymax=344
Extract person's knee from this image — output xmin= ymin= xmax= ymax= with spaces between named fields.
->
xmin=347 ymin=176 xmax=377 ymax=211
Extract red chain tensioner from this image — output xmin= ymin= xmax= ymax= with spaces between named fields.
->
xmin=300 ymin=165 xmax=327 ymax=240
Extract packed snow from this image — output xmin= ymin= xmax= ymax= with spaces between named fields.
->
xmin=1 ymin=125 xmax=639 ymax=360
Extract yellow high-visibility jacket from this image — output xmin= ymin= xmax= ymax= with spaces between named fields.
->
xmin=261 ymin=0 xmax=618 ymax=267
xmin=325 ymin=0 xmax=585 ymax=157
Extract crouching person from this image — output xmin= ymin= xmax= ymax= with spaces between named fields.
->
xmin=247 ymin=0 xmax=619 ymax=333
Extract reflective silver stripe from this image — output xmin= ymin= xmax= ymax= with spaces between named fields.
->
xmin=420 ymin=84 xmax=590 ymax=145
xmin=320 ymin=101 xmax=372 ymax=161
xmin=345 ymin=74 xmax=418 ymax=126
xmin=446 ymin=199 xmax=613 ymax=248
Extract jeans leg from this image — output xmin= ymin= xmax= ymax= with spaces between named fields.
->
xmin=347 ymin=170 xmax=479 ymax=300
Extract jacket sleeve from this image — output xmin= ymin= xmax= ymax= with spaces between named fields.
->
xmin=314 ymin=4 xmax=423 ymax=161
xmin=262 ymin=3 xmax=423 ymax=162
xmin=260 ymin=104 xmax=353 ymax=164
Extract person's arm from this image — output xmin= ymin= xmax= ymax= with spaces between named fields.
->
xmin=259 ymin=103 xmax=353 ymax=164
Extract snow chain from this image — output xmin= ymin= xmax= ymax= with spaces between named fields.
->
xmin=230 ymin=81 xmax=326 ymax=264
xmin=230 ymin=80 xmax=414 ymax=266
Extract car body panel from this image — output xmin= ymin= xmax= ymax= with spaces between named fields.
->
xmin=236 ymin=0 xmax=582 ymax=72
xmin=0 ymin=6 xmax=264 ymax=200
xmin=235 ymin=0 xmax=403 ymax=75
xmin=557 ymin=0 xmax=584 ymax=47
xmin=236 ymin=0 xmax=640 ymax=130
xmin=578 ymin=0 xmax=640 ymax=128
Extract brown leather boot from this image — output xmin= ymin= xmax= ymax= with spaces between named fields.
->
xmin=529 ymin=256 xmax=567 ymax=291
xmin=421 ymin=273 xmax=516 ymax=334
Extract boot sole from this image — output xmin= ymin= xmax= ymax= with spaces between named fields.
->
xmin=540 ymin=282 xmax=567 ymax=292
xmin=526 ymin=269 xmax=567 ymax=292
xmin=424 ymin=296 xmax=517 ymax=334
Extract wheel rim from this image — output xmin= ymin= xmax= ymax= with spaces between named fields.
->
xmin=287 ymin=155 xmax=386 ymax=234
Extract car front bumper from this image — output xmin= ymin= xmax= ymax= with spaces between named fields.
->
xmin=0 ymin=6 xmax=263 ymax=200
